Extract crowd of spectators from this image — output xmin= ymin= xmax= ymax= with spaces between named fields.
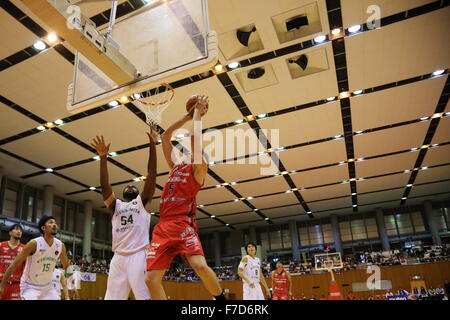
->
xmin=66 ymin=244 xmax=449 ymax=281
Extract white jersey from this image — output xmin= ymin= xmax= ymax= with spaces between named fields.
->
xmin=21 ymin=237 xmax=62 ymax=286
xmin=112 ymin=195 xmax=151 ymax=255
xmin=243 ymin=255 xmax=261 ymax=284
xmin=52 ymin=269 xmax=63 ymax=294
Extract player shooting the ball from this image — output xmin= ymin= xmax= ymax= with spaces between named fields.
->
xmin=145 ymin=95 xmax=227 ymax=300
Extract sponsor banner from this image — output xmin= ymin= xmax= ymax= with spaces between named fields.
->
xmin=81 ymin=272 xmax=96 ymax=282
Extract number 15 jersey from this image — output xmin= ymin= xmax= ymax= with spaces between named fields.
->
xmin=112 ymin=195 xmax=150 ymax=255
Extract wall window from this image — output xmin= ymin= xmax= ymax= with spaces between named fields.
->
xmin=339 ymin=221 xmax=352 ymax=241
xmin=298 ymin=225 xmax=309 ymax=247
xmin=35 ymin=190 xmax=44 ymax=223
xmin=322 ymin=223 xmax=333 ymax=243
xmin=52 ymin=196 xmax=64 ymax=228
xmin=259 ymin=229 xmax=269 ymax=250
xmin=23 ymin=186 xmax=36 ymax=222
xmin=75 ymin=205 xmax=84 ymax=234
xmin=350 ymin=219 xmax=366 ymax=240
xmin=281 ymin=227 xmax=292 ymax=248
xmin=395 ymin=213 xmax=413 ymax=235
xmin=269 ymin=229 xmax=283 ymax=250
xmin=411 ymin=211 xmax=426 ymax=233
xmin=308 ymin=224 xmax=323 ymax=245
xmin=3 ymin=180 xmax=19 ymax=218
xmin=432 ymin=208 xmax=448 ymax=234
xmin=384 ymin=215 xmax=398 ymax=236
xmin=66 ymin=202 xmax=76 ymax=232
xmin=365 ymin=218 xmax=379 ymax=238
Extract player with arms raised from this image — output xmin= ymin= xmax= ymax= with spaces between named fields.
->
xmin=90 ymin=127 xmax=158 ymax=300
xmin=146 ymin=95 xmax=226 ymax=300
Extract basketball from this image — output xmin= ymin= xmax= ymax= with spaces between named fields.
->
xmin=186 ymin=95 xmax=198 ymax=115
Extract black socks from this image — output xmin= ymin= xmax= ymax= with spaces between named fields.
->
xmin=214 ymin=291 xmax=227 ymax=300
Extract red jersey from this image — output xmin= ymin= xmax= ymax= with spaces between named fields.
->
xmin=0 ymin=241 xmax=25 ymax=282
xmin=159 ymin=164 xmax=203 ymax=220
xmin=273 ymin=269 xmax=289 ymax=294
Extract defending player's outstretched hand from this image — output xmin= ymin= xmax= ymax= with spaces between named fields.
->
xmin=147 ymin=124 xmax=159 ymax=144
xmin=90 ymin=135 xmax=110 ymax=157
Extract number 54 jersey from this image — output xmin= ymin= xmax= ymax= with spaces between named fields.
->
xmin=112 ymin=195 xmax=151 ymax=255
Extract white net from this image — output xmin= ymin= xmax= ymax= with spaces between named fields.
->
xmin=133 ymin=83 xmax=174 ymax=126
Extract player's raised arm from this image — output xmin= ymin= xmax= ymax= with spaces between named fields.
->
xmin=0 ymin=240 xmax=36 ymax=296
xmin=91 ymin=135 xmax=116 ymax=214
xmin=191 ymin=95 xmax=209 ymax=185
xmin=161 ymin=114 xmax=192 ymax=169
xmin=141 ymin=126 xmax=158 ymax=211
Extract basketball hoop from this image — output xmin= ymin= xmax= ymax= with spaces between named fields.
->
xmin=132 ymin=83 xmax=175 ymax=126
xmin=325 ymin=260 xmax=334 ymax=272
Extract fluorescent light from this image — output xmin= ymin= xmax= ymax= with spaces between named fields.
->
xmin=332 ymin=28 xmax=341 ymax=35
xmin=198 ymin=205 xmax=204 ymax=208
xmin=245 ymin=115 xmax=255 ymax=121
xmin=228 ymin=61 xmax=240 ymax=69
xmin=93 ymin=156 xmax=100 ymax=161
xmin=247 ymin=197 xmax=254 ymax=200
xmin=226 ymin=224 xmax=230 ymax=226
xmin=406 ymin=184 xmax=413 ymax=187
xmin=431 ymin=144 xmax=439 ymax=147
xmin=349 ymin=178 xmax=357 ymax=182
xmin=176 ymin=134 xmax=185 ymax=139
xmin=307 ymin=211 xmax=312 ymax=214
xmin=420 ymin=117 xmax=429 ymax=121
xmin=432 ymin=113 xmax=443 ymax=119
xmin=210 ymin=215 xmax=216 ymax=219
xmin=45 ymin=168 xmax=53 ymax=172
xmin=54 ymin=119 xmax=64 ymax=125
xmin=421 ymin=167 xmax=429 ymax=170
xmin=257 ymin=114 xmax=267 ymax=119
xmin=355 ymin=130 xmax=364 ymax=134
xmin=47 ymin=33 xmax=58 ymax=43
xmin=348 ymin=25 xmax=361 ymax=33
xmin=215 ymin=185 xmax=222 ymax=188
xmin=277 ymin=147 xmax=285 ymax=151
xmin=264 ymin=218 xmax=269 ymax=221
xmin=253 ymin=209 xmax=259 ymax=211
xmin=410 ymin=148 xmax=419 ymax=151
xmin=33 ymin=40 xmax=46 ymax=51
xmin=208 ymin=162 xmax=215 ymax=166
xmin=339 ymin=161 xmax=346 ymax=165
xmin=133 ymin=93 xmax=141 ymax=99
xmin=352 ymin=204 xmax=358 ymax=207
xmin=404 ymin=170 xmax=411 ymax=173
xmin=314 ymin=35 xmax=327 ymax=43
xmin=231 ymin=182 xmax=237 ymax=185
xmin=339 ymin=91 xmax=350 ymax=99
xmin=357 ymin=158 xmax=365 ymax=162
xmin=326 ymin=97 xmax=336 ymax=101
xmin=348 ymin=158 xmax=355 ymax=162
xmin=446 ymin=112 xmax=450 ymax=116
xmin=150 ymin=212 xmax=155 ymax=215
xmin=108 ymin=100 xmax=119 ymax=107
xmin=214 ymin=64 xmax=224 ymax=72
xmin=432 ymin=69 xmax=445 ymax=76
xmin=267 ymin=148 xmax=274 ymax=153
xmin=291 ymin=188 xmax=298 ymax=191
xmin=334 ymin=135 xmax=343 ymax=139
xmin=221 ymin=182 xmax=229 ymax=186
xmin=133 ymin=178 xmax=140 ymax=182
xmin=234 ymin=199 xmax=239 ymax=202
xmin=234 ymin=119 xmax=244 ymax=124
xmin=285 ymin=190 xmax=292 ymax=193
xmin=108 ymin=152 xmax=118 ymax=157
xmin=353 ymin=90 xmax=363 ymax=95
xmin=401 ymin=197 xmax=407 ymax=200
xmin=351 ymin=193 xmax=357 ymax=196
xmin=119 ymin=96 xmax=130 ymax=103
xmin=37 ymin=125 xmax=46 ymax=131
xmin=89 ymin=187 xmax=96 ymax=191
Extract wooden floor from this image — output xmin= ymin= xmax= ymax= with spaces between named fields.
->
xmin=78 ymin=261 xmax=450 ymax=300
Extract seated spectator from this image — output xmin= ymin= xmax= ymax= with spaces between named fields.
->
xmin=397 ymin=287 xmax=408 ymax=295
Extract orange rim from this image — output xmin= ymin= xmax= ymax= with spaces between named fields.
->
xmin=135 ymin=83 xmax=174 ymax=106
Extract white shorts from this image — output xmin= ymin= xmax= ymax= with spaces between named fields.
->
xmin=67 ymin=275 xmax=81 ymax=290
xmin=105 ymin=249 xmax=150 ymax=300
xmin=20 ymin=282 xmax=60 ymax=300
xmin=243 ymin=283 xmax=265 ymax=300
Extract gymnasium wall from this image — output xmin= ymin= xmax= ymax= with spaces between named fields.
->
xmin=78 ymin=261 xmax=450 ymax=300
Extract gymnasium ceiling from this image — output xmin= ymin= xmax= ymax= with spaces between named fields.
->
xmin=0 ymin=0 xmax=449 ymax=232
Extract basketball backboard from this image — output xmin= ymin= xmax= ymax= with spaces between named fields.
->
xmin=314 ymin=252 xmax=343 ymax=271
xmin=21 ymin=0 xmax=218 ymax=115
xmin=69 ymin=0 xmax=218 ymax=114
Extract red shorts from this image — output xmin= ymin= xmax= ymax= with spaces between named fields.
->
xmin=147 ymin=219 xmax=204 ymax=270
xmin=0 ymin=282 xmax=21 ymax=300
xmin=272 ymin=292 xmax=289 ymax=300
